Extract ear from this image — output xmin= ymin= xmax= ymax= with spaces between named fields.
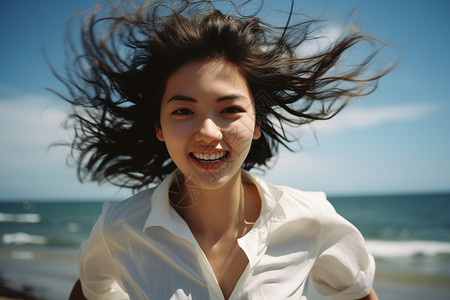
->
xmin=253 ymin=121 xmax=261 ymax=140
xmin=155 ymin=126 xmax=165 ymax=141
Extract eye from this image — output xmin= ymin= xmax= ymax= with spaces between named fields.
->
xmin=171 ymin=108 xmax=193 ymax=116
xmin=221 ymin=106 xmax=245 ymax=114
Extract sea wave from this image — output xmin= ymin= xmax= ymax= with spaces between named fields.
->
xmin=366 ymin=240 xmax=450 ymax=258
xmin=2 ymin=232 xmax=47 ymax=245
xmin=0 ymin=212 xmax=41 ymax=223
xmin=10 ymin=251 xmax=35 ymax=260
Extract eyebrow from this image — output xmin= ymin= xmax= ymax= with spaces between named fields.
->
xmin=166 ymin=93 xmax=248 ymax=104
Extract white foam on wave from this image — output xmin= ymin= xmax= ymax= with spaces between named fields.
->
xmin=2 ymin=232 xmax=47 ymax=245
xmin=67 ymin=222 xmax=81 ymax=232
xmin=366 ymin=240 xmax=450 ymax=258
xmin=0 ymin=212 xmax=41 ymax=223
xmin=10 ymin=251 xmax=35 ymax=260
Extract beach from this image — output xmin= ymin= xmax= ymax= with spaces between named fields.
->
xmin=1 ymin=194 xmax=449 ymax=299
xmin=0 ymin=248 xmax=78 ymax=300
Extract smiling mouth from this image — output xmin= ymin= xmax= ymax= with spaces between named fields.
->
xmin=190 ymin=151 xmax=229 ymax=163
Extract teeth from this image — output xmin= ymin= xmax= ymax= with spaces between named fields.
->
xmin=193 ymin=151 xmax=226 ymax=161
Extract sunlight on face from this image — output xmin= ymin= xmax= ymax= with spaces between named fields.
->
xmin=156 ymin=59 xmax=261 ymax=189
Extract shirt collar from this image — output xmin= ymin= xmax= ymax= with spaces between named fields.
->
xmin=143 ymin=170 xmax=198 ymax=245
xmin=242 ymin=170 xmax=287 ymax=222
xmin=238 ymin=170 xmax=287 ymax=268
xmin=142 ymin=169 xmax=288 ymax=247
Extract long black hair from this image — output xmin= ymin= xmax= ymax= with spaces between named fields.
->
xmin=51 ymin=0 xmax=393 ymax=190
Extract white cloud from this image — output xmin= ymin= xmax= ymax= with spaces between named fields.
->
xmin=311 ymin=103 xmax=436 ymax=134
xmin=0 ymin=94 xmax=69 ymax=185
xmin=0 ymin=94 xmax=131 ymax=200
xmin=0 ymin=94 xmax=69 ymax=146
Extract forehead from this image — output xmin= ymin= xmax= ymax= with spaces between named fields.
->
xmin=163 ymin=59 xmax=252 ymax=100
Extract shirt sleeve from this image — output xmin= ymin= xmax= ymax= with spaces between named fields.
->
xmin=310 ymin=197 xmax=375 ymax=300
xmin=78 ymin=203 xmax=130 ymax=300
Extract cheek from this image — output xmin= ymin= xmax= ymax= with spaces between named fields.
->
xmin=160 ymin=120 xmax=193 ymax=152
xmin=165 ymin=122 xmax=193 ymax=139
xmin=162 ymin=129 xmax=187 ymax=162
xmin=226 ymin=119 xmax=257 ymax=149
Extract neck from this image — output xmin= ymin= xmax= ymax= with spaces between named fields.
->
xmin=172 ymin=170 xmax=258 ymax=242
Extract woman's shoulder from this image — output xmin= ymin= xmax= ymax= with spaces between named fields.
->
xmin=264 ymin=181 xmax=356 ymax=238
xmin=101 ymin=187 xmax=157 ymax=226
xmin=251 ymin=174 xmax=334 ymax=220
xmin=280 ymin=185 xmax=336 ymax=219
xmin=277 ymin=184 xmax=327 ymax=203
xmin=261 ymin=177 xmax=329 ymax=208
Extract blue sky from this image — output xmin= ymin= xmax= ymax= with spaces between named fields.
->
xmin=1 ymin=0 xmax=449 ymax=200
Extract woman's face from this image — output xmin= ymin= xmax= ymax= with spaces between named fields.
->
xmin=156 ymin=59 xmax=260 ymax=190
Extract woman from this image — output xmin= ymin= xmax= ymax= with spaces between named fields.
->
xmin=58 ymin=1 xmax=390 ymax=299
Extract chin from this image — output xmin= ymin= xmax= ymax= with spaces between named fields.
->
xmin=180 ymin=163 xmax=242 ymax=191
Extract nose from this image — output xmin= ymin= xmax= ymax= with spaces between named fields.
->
xmin=194 ymin=118 xmax=223 ymax=144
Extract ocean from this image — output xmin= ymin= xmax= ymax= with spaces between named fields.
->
xmin=1 ymin=193 xmax=450 ymax=299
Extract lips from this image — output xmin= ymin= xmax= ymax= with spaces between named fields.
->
xmin=190 ymin=151 xmax=229 ymax=169
xmin=191 ymin=151 xmax=227 ymax=161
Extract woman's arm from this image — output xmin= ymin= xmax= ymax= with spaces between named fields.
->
xmin=357 ymin=288 xmax=379 ymax=300
xmin=68 ymin=279 xmax=87 ymax=300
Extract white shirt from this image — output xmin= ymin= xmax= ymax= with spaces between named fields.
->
xmin=79 ymin=170 xmax=374 ymax=300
